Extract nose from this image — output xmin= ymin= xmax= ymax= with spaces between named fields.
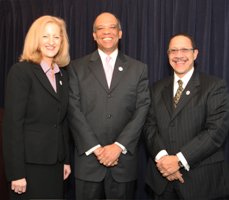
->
xmin=103 ymin=27 xmax=111 ymax=34
xmin=175 ymin=50 xmax=185 ymax=57
xmin=48 ymin=36 xmax=54 ymax=44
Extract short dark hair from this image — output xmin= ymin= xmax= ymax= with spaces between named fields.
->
xmin=93 ymin=12 xmax=122 ymax=32
xmin=168 ymin=33 xmax=197 ymax=49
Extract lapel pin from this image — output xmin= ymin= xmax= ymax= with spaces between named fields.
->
xmin=118 ymin=66 xmax=123 ymax=71
xmin=59 ymin=80 xmax=62 ymax=85
xmin=186 ymin=90 xmax=190 ymax=95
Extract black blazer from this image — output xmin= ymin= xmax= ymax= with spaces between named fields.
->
xmin=68 ymin=50 xmax=150 ymax=182
xmin=144 ymin=71 xmax=229 ymax=199
xmin=3 ymin=61 xmax=69 ymax=181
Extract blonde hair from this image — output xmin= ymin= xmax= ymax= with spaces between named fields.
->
xmin=20 ymin=15 xmax=70 ymax=67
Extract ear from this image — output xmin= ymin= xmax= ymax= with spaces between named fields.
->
xmin=193 ymin=49 xmax=198 ymax=60
xmin=119 ymin=30 xmax=122 ymax=39
xmin=93 ymin=32 xmax=96 ymax=41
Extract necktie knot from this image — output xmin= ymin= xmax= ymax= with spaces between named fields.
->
xmin=106 ymin=56 xmax=111 ymax=64
xmin=178 ymin=79 xmax=183 ymax=87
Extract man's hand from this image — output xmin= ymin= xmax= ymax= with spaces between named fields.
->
xmin=156 ymin=155 xmax=180 ymax=176
xmin=96 ymin=143 xmax=122 ymax=167
xmin=166 ymin=170 xmax=184 ymax=183
xmin=11 ymin=178 xmax=27 ymax=194
xmin=94 ymin=146 xmax=104 ymax=158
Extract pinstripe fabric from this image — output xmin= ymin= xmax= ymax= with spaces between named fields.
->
xmin=144 ymin=71 xmax=229 ymax=200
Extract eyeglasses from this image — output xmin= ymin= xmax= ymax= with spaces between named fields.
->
xmin=167 ymin=48 xmax=194 ymax=55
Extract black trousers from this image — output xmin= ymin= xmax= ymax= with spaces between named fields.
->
xmin=9 ymin=162 xmax=64 ymax=200
xmin=153 ymin=181 xmax=229 ymax=200
xmin=75 ymin=170 xmax=136 ymax=200
xmin=153 ymin=181 xmax=183 ymax=200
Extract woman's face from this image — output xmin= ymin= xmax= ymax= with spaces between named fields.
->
xmin=39 ymin=22 xmax=62 ymax=64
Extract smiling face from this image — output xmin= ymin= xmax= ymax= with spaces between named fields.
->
xmin=168 ymin=35 xmax=198 ymax=78
xmin=93 ymin=13 xmax=122 ymax=55
xmin=39 ymin=22 xmax=62 ymax=65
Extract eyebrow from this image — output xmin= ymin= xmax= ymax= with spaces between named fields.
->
xmin=96 ymin=24 xmax=117 ymax=27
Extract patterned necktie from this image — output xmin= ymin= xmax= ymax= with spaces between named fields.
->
xmin=105 ymin=56 xmax=113 ymax=88
xmin=174 ymin=80 xmax=183 ymax=108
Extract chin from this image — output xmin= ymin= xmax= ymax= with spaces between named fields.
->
xmin=47 ymin=54 xmax=58 ymax=58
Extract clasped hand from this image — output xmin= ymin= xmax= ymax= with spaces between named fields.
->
xmin=156 ymin=155 xmax=184 ymax=183
xmin=11 ymin=178 xmax=27 ymax=194
xmin=94 ymin=143 xmax=122 ymax=167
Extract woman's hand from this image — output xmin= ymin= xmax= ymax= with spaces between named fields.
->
xmin=63 ymin=164 xmax=71 ymax=180
xmin=11 ymin=178 xmax=27 ymax=194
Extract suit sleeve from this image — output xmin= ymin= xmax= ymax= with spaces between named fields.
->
xmin=68 ymin=63 xmax=100 ymax=155
xmin=115 ymin=64 xmax=151 ymax=154
xmin=63 ymin=116 xmax=70 ymax=163
xmin=3 ymin=64 xmax=29 ymax=181
xmin=60 ymin=69 xmax=70 ymax=164
xmin=180 ymin=79 xmax=229 ymax=166
xmin=143 ymin=86 xmax=167 ymax=158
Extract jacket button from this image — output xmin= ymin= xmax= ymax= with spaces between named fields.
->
xmin=54 ymin=124 xmax=57 ymax=128
xmin=107 ymin=114 xmax=112 ymax=119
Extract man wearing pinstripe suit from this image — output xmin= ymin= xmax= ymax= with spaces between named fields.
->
xmin=144 ymin=33 xmax=229 ymax=200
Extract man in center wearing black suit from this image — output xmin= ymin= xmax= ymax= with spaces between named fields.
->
xmin=144 ymin=33 xmax=229 ymax=200
xmin=68 ymin=12 xmax=150 ymax=199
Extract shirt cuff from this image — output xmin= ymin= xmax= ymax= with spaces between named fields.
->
xmin=85 ymin=144 xmax=101 ymax=156
xmin=155 ymin=150 xmax=168 ymax=161
xmin=115 ymin=142 xmax=127 ymax=154
xmin=176 ymin=152 xmax=190 ymax=171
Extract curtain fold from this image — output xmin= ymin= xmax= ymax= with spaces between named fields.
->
xmin=1 ymin=0 xmax=229 ymax=199
xmin=1 ymin=0 xmax=229 ymax=102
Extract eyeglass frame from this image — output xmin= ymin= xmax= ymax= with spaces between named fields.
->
xmin=167 ymin=48 xmax=195 ymax=55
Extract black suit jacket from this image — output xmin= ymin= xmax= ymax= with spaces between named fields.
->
xmin=3 ymin=61 xmax=69 ymax=181
xmin=68 ymin=50 xmax=150 ymax=182
xmin=144 ymin=70 xmax=229 ymax=199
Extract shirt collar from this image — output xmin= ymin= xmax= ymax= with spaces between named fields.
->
xmin=174 ymin=67 xmax=194 ymax=88
xmin=98 ymin=49 xmax=118 ymax=62
xmin=40 ymin=60 xmax=60 ymax=74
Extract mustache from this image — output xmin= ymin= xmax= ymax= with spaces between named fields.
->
xmin=172 ymin=57 xmax=188 ymax=62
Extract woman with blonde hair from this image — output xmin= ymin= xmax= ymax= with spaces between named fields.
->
xmin=3 ymin=15 xmax=71 ymax=200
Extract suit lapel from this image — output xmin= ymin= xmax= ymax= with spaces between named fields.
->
xmin=88 ymin=51 xmax=129 ymax=93
xmin=32 ymin=64 xmax=60 ymax=100
xmin=110 ymin=52 xmax=128 ymax=92
xmin=172 ymin=71 xmax=200 ymax=120
xmin=162 ymin=78 xmax=174 ymax=117
xmin=56 ymin=69 xmax=68 ymax=101
xmin=88 ymin=51 xmax=109 ymax=92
